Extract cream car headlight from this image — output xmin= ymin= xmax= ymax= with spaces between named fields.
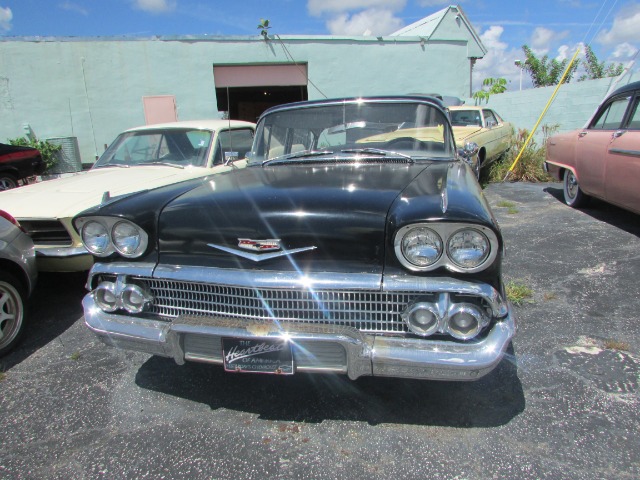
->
xmin=81 ymin=221 xmax=110 ymax=256
xmin=447 ymin=228 xmax=490 ymax=269
xmin=112 ymin=221 xmax=144 ymax=257
xmin=396 ymin=226 xmax=443 ymax=269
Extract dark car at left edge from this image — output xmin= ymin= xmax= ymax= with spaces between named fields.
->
xmin=73 ymin=95 xmax=516 ymax=382
xmin=0 ymin=143 xmax=45 ymax=191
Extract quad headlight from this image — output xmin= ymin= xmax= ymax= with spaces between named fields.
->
xmin=447 ymin=228 xmax=490 ymax=269
xmin=77 ymin=217 xmax=148 ymax=258
xmin=394 ymin=223 xmax=498 ymax=273
xmin=399 ymin=227 xmax=442 ymax=267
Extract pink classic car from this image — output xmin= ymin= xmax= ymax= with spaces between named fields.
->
xmin=545 ymin=80 xmax=640 ymax=215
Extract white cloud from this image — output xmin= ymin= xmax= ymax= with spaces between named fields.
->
xmin=530 ymin=27 xmax=568 ymax=56
xmin=326 ymin=9 xmax=404 ymax=36
xmin=473 ymin=26 xmax=529 ymax=91
xmin=0 ymin=6 xmax=12 ymax=32
xmin=59 ymin=1 xmax=89 ymax=16
xmin=598 ymin=4 xmax=640 ymax=45
xmin=611 ymin=42 xmax=638 ymax=60
xmin=132 ymin=0 xmax=176 ymax=14
xmin=416 ymin=0 xmax=453 ymax=6
xmin=308 ymin=0 xmax=405 ymax=16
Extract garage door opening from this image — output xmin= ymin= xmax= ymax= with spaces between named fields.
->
xmin=216 ymin=85 xmax=308 ymax=123
xmin=213 ymin=64 xmax=309 ymax=123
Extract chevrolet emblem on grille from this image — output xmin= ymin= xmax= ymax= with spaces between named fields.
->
xmin=238 ymin=238 xmax=281 ymax=252
xmin=208 ymin=239 xmax=316 ymax=262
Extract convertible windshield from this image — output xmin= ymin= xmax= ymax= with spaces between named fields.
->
xmin=93 ymin=128 xmax=213 ymax=168
xmin=249 ymin=100 xmax=454 ymax=164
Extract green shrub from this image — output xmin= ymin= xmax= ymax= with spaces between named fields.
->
xmin=8 ymin=137 xmax=61 ymax=172
xmin=487 ymin=125 xmax=558 ymax=183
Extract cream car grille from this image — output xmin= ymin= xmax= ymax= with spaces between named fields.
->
xmin=18 ymin=220 xmax=72 ymax=246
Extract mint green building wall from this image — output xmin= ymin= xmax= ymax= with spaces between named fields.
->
xmin=0 ymin=36 xmax=474 ymax=165
xmin=465 ymin=71 xmax=640 ymax=139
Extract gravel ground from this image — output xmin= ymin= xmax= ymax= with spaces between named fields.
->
xmin=1 ymin=181 xmax=638 ymax=480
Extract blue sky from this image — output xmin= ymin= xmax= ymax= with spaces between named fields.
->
xmin=1 ymin=0 xmax=639 ymax=91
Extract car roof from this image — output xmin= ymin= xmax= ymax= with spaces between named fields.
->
xmin=124 ymin=119 xmax=255 ymax=133
xmin=259 ymin=95 xmax=448 ymax=119
xmin=608 ymin=80 xmax=640 ymax=99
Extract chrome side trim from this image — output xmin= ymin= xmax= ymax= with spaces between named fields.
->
xmin=609 ymin=148 xmax=640 ymax=157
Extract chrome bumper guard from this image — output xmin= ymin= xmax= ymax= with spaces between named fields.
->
xmin=83 ymin=294 xmax=515 ymax=381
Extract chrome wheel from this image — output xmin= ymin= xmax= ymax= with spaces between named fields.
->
xmin=0 ymin=275 xmax=25 ymax=356
xmin=563 ymin=169 xmax=589 ymax=208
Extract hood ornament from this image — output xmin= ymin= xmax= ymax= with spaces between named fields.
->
xmin=238 ymin=238 xmax=281 ymax=252
xmin=208 ymin=238 xmax=316 ymax=262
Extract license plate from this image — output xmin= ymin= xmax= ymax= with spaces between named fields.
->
xmin=222 ymin=337 xmax=294 ymax=375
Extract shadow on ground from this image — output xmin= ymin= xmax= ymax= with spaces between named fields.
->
xmin=0 ymin=272 xmax=87 ymax=371
xmin=135 ymin=344 xmax=524 ymax=428
xmin=545 ymin=186 xmax=640 ymax=237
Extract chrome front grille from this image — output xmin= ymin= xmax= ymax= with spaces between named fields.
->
xmin=18 ymin=220 xmax=72 ymax=245
xmin=138 ymin=277 xmax=420 ymax=333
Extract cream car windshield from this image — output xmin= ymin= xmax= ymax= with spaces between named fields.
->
xmin=249 ymin=101 xmax=454 ymax=164
xmin=93 ymin=129 xmax=213 ymax=169
xmin=450 ymin=110 xmax=483 ymax=127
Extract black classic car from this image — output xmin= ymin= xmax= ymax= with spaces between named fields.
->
xmin=74 ymin=96 xmax=515 ymax=381
xmin=0 ymin=143 xmax=45 ymax=190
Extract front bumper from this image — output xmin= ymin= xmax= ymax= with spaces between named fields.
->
xmin=83 ymin=294 xmax=516 ymax=381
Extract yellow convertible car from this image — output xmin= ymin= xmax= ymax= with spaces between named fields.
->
xmin=449 ymin=106 xmax=514 ymax=175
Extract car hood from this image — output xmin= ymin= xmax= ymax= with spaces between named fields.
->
xmin=453 ymin=126 xmax=483 ymax=143
xmin=156 ymin=161 xmax=483 ymax=274
xmin=0 ymin=165 xmax=233 ymax=220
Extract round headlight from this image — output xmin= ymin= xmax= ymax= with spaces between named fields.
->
xmin=447 ymin=228 xmax=490 ymax=269
xmin=112 ymin=221 xmax=142 ymax=257
xmin=82 ymin=221 xmax=110 ymax=255
xmin=400 ymin=227 xmax=443 ymax=267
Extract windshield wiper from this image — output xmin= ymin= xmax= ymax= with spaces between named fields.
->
xmin=93 ymin=163 xmax=130 ymax=169
xmin=262 ymin=150 xmax=333 ymax=166
xmin=341 ymin=148 xmax=414 ymax=162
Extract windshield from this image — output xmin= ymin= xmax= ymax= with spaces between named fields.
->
xmin=93 ymin=128 xmax=213 ymax=168
xmin=450 ymin=110 xmax=483 ymax=127
xmin=249 ymin=100 xmax=454 ymax=164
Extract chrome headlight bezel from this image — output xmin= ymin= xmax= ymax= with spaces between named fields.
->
xmin=394 ymin=222 xmax=499 ymax=273
xmin=77 ymin=216 xmax=149 ymax=258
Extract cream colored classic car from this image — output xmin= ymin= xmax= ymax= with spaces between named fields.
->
xmin=0 ymin=119 xmax=255 ymax=272
xmin=449 ymin=106 xmax=514 ymax=175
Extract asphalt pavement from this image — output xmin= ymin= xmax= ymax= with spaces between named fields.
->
xmin=1 ymin=181 xmax=639 ymax=479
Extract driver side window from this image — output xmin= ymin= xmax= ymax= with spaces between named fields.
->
xmin=591 ymin=96 xmax=630 ymax=130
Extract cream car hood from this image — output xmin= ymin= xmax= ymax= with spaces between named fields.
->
xmin=453 ymin=126 xmax=483 ymax=143
xmin=0 ymin=164 xmax=237 ymax=220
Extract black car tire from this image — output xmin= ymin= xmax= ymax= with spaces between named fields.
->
xmin=0 ymin=173 xmax=18 ymax=191
xmin=0 ymin=271 xmax=27 ymax=356
xmin=563 ymin=169 xmax=589 ymax=208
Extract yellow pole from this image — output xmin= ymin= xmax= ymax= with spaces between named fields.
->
xmin=504 ymin=47 xmax=581 ymax=181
